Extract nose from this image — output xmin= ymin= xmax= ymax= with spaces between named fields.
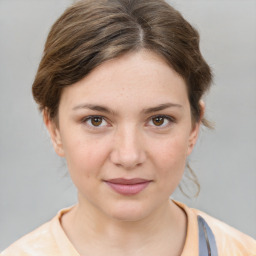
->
xmin=109 ymin=125 xmax=146 ymax=170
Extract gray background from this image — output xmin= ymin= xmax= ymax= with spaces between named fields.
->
xmin=0 ymin=0 xmax=255 ymax=251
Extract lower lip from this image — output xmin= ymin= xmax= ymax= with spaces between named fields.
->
xmin=105 ymin=181 xmax=151 ymax=195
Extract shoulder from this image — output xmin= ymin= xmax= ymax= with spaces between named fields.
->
xmin=1 ymin=206 xmax=78 ymax=256
xmin=193 ymin=208 xmax=256 ymax=256
xmin=1 ymin=221 xmax=56 ymax=256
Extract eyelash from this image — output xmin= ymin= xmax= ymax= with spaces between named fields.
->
xmin=81 ymin=115 xmax=175 ymax=129
xmin=81 ymin=115 xmax=109 ymax=129
xmin=147 ymin=115 xmax=175 ymax=128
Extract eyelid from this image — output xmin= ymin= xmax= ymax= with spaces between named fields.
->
xmin=150 ymin=114 xmax=175 ymax=121
xmin=80 ymin=114 xmax=175 ymax=129
xmin=147 ymin=114 xmax=176 ymax=128
xmin=81 ymin=115 xmax=110 ymax=128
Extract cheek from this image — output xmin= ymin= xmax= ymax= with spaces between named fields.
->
xmin=62 ymin=134 xmax=111 ymax=180
xmin=151 ymin=136 xmax=189 ymax=197
xmin=151 ymin=134 xmax=189 ymax=177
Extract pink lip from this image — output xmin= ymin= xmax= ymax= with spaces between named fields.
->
xmin=104 ymin=178 xmax=152 ymax=195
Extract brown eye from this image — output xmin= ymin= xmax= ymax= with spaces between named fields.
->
xmin=83 ymin=116 xmax=108 ymax=129
xmin=152 ymin=116 xmax=165 ymax=126
xmin=149 ymin=115 xmax=174 ymax=128
xmin=91 ymin=117 xmax=103 ymax=126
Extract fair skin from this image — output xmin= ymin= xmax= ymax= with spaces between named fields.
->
xmin=45 ymin=50 xmax=203 ymax=256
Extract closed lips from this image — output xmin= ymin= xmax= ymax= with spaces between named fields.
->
xmin=104 ymin=178 xmax=152 ymax=195
xmin=106 ymin=178 xmax=151 ymax=185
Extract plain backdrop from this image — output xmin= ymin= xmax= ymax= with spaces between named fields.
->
xmin=0 ymin=0 xmax=255 ymax=251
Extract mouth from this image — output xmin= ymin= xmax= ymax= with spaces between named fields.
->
xmin=104 ymin=178 xmax=152 ymax=196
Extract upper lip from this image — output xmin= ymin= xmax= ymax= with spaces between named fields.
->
xmin=105 ymin=178 xmax=151 ymax=185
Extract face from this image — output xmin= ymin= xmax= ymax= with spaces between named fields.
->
xmin=45 ymin=50 xmax=201 ymax=222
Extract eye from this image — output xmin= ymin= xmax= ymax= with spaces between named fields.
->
xmin=148 ymin=115 xmax=174 ymax=128
xmin=83 ymin=116 xmax=108 ymax=127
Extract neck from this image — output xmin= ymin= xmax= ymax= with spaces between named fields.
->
xmin=61 ymin=196 xmax=187 ymax=255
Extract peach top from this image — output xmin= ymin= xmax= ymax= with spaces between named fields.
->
xmin=1 ymin=201 xmax=255 ymax=256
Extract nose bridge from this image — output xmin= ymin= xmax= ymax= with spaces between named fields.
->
xmin=110 ymin=123 xmax=145 ymax=169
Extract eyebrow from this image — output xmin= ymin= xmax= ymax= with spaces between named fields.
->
xmin=143 ymin=103 xmax=183 ymax=114
xmin=72 ymin=102 xmax=182 ymax=115
xmin=72 ymin=103 xmax=116 ymax=115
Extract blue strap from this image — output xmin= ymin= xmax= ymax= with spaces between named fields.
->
xmin=198 ymin=215 xmax=218 ymax=256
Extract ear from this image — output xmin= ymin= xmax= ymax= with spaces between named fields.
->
xmin=187 ymin=101 xmax=205 ymax=156
xmin=43 ymin=110 xmax=65 ymax=157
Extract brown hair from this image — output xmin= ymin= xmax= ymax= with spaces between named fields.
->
xmin=32 ymin=0 xmax=212 ymax=126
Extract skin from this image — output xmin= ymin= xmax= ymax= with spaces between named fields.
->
xmin=45 ymin=50 xmax=204 ymax=256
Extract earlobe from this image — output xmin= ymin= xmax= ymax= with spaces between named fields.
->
xmin=187 ymin=101 xmax=205 ymax=156
xmin=187 ymin=122 xmax=200 ymax=155
xmin=43 ymin=110 xmax=64 ymax=157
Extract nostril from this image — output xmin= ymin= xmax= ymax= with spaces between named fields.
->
xmin=109 ymin=149 xmax=146 ymax=169
xmin=109 ymin=128 xmax=146 ymax=169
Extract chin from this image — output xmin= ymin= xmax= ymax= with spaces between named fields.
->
xmin=105 ymin=200 xmax=155 ymax=222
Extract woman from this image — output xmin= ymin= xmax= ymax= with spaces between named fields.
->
xmin=1 ymin=0 xmax=255 ymax=255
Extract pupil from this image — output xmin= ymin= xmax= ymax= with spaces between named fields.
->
xmin=92 ymin=117 xmax=102 ymax=126
xmin=153 ymin=117 xmax=164 ymax=126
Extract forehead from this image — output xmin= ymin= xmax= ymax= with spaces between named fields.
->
xmin=59 ymin=50 xmax=189 ymax=111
